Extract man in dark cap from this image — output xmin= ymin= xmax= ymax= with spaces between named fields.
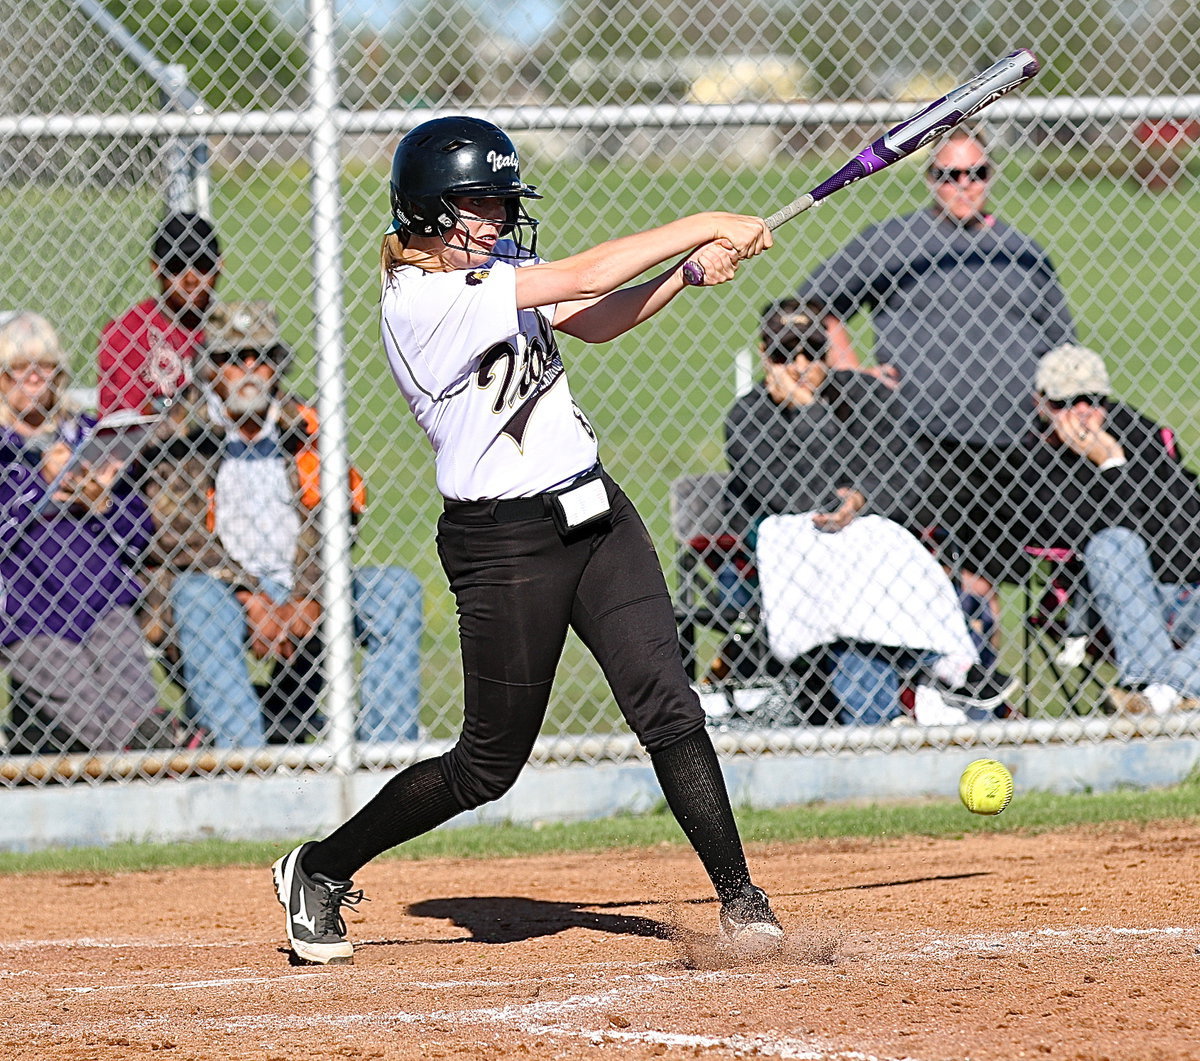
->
xmin=719 ymin=298 xmax=1012 ymax=724
xmin=724 ymin=298 xmax=925 ymax=537
xmin=97 ymin=212 xmax=222 ymax=417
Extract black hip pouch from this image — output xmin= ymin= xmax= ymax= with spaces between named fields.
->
xmin=549 ymin=467 xmax=611 ymax=537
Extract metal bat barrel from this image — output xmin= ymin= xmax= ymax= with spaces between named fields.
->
xmin=875 ymin=49 xmax=1041 ymax=164
xmin=765 ymin=48 xmax=1040 ymax=232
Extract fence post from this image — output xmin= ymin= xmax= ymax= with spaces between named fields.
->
xmin=160 ymin=63 xmax=210 ymax=215
xmin=307 ymin=0 xmax=359 ymax=779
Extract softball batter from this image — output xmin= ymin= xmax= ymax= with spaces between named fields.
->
xmin=273 ymin=115 xmax=782 ymax=964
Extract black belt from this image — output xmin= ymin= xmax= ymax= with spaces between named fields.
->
xmin=489 ymin=494 xmax=555 ymax=523
xmin=444 ymin=464 xmax=603 ymax=525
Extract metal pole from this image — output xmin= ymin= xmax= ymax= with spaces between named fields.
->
xmin=71 ymin=0 xmax=211 ymax=218
xmin=160 ymin=64 xmax=192 ymax=213
xmin=306 ymin=0 xmax=359 ymax=777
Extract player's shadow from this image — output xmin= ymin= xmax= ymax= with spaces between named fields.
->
xmin=357 ymin=875 xmax=991 ymax=952
xmin=403 ymin=895 xmax=676 ymax=945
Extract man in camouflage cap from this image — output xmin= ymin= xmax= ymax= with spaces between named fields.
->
xmin=136 ymin=301 xmax=423 ymax=747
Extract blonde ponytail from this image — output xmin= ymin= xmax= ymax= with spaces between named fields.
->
xmin=380 ymin=232 xmax=408 ymax=285
xmin=379 ymin=231 xmax=453 ymax=284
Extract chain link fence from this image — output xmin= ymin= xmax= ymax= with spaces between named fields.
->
xmin=3 ymin=0 xmax=1200 ymax=789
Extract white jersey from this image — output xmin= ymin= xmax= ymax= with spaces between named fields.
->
xmin=381 ymin=240 xmax=599 ymax=501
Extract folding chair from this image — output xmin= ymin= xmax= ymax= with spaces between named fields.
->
xmin=1021 ymin=545 xmax=1111 ymax=714
xmin=668 ymin=473 xmax=836 ymax=727
xmin=668 ymin=472 xmax=760 ymax=682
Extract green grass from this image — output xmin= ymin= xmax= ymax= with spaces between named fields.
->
xmin=3 ymin=774 xmax=1198 ymax=876
xmin=5 ymin=154 xmax=1200 ymax=731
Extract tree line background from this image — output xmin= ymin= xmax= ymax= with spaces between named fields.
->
xmin=2 ymin=0 xmax=1197 ymax=116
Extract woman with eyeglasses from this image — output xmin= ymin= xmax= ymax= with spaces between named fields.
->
xmin=0 ymin=312 xmax=159 ymax=754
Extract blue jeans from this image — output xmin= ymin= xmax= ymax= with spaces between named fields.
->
xmin=958 ymin=590 xmax=997 ymax=671
xmin=1085 ymin=526 xmax=1200 ymax=695
xmin=714 ymin=561 xmax=756 ymax=613
xmin=170 ymin=565 xmax=423 ymax=747
xmin=828 ymin=643 xmax=936 ymax=725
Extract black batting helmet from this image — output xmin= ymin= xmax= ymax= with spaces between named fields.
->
xmin=389 ymin=116 xmax=541 ymax=255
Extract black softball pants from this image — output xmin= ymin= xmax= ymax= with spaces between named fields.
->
xmin=306 ymin=472 xmax=759 ymax=902
xmin=435 ymin=470 xmax=704 ymax=807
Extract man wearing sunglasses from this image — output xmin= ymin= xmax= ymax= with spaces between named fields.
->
xmin=796 ymin=130 xmax=1075 ymax=575
xmin=134 ymin=301 xmax=423 ymax=748
xmin=1000 ymin=344 xmax=1200 ymax=715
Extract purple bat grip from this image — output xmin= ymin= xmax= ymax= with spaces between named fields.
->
xmin=682 ymin=261 xmax=705 ymax=286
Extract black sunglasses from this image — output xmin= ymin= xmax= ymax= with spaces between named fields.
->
xmin=928 ymin=164 xmax=991 ymax=184
xmin=1045 ymin=393 xmax=1107 ymax=411
xmin=766 ymin=347 xmax=820 ymax=365
xmin=207 ymin=348 xmax=279 ymax=368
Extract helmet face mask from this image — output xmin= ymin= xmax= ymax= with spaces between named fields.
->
xmin=390 ymin=117 xmax=541 ymax=259
xmin=409 ymin=195 xmax=540 ymax=261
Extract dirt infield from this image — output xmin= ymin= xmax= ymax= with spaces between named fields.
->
xmin=4 ymin=820 xmax=1199 ymax=1061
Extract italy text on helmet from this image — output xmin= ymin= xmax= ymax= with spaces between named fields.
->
xmin=487 ymin=150 xmax=518 ymax=173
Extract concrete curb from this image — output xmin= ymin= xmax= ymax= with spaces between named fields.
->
xmin=3 ymin=733 xmax=1198 ymax=852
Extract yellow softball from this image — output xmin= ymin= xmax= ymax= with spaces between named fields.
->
xmin=958 ymin=758 xmax=1014 ymax=815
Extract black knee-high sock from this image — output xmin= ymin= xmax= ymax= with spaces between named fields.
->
xmin=650 ymin=728 xmax=753 ymax=905
xmin=303 ymin=757 xmax=465 ymax=882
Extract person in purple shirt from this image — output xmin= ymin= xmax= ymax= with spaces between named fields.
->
xmin=0 ymin=312 xmax=158 ymax=754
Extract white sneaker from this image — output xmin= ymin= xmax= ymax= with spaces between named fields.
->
xmin=718 ymin=884 xmax=785 ymax=957
xmin=1055 ymin=636 xmax=1089 ymax=670
xmin=1142 ymin=683 xmax=1182 ymax=716
xmin=913 ymin=684 xmax=969 ymax=726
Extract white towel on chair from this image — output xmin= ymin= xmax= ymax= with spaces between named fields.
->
xmin=756 ymin=513 xmax=979 ymax=676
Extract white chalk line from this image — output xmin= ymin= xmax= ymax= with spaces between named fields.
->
xmin=0 ymin=935 xmax=258 ymax=952
xmin=8 ymin=924 xmax=1194 ymax=1005
xmin=8 ymin=924 xmax=1197 ymax=1060
xmin=168 ymin=983 xmax=899 ymax=1061
xmin=38 ymin=964 xmax=802 ymax=998
xmin=58 ymin=972 xmax=330 ymax=993
xmin=52 ymin=968 xmax=658 ymax=994
xmin=894 ymin=925 xmax=1199 ymax=960
xmin=11 ymin=963 xmax=892 ymax=1060
xmin=5 ymin=922 xmax=1192 ymax=959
